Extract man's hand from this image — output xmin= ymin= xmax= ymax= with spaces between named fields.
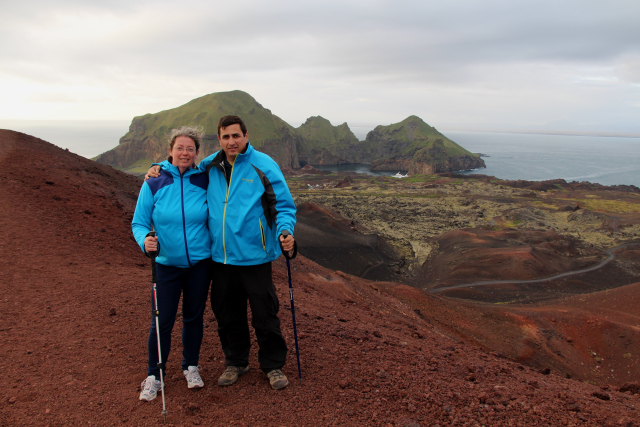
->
xmin=279 ymin=233 xmax=295 ymax=253
xmin=144 ymin=165 xmax=161 ymax=181
xmin=144 ymin=235 xmax=159 ymax=254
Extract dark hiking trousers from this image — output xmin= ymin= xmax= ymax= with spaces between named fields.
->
xmin=210 ymin=261 xmax=288 ymax=372
xmin=148 ymin=259 xmax=211 ymax=379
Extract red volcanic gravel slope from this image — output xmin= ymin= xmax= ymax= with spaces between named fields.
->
xmin=0 ymin=130 xmax=638 ymax=426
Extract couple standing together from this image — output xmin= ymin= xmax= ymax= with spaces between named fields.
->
xmin=131 ymin=115 xmax=297 ymax=401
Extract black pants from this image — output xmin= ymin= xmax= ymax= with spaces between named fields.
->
xmin=210 ymin=261 xmax=287 ymax=372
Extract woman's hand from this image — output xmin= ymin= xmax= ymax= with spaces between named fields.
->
xmin=144 ymin=235 xmax=159 ymax=253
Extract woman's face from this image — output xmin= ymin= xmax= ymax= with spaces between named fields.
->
xmin=169 ymin=136 xmax=198 ymax=172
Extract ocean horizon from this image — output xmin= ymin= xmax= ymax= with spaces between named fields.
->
xmin=327 ymin=129 xmax=640 ymax=188
xmin=2 ymin=120 xmax=639 ymax=188
xmin=0 ymin=119 xmax=130 ymax=159
xmin=446 ymin=131 xmax=640 ymax=188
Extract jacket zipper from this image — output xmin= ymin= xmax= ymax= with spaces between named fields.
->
xmin=180 ymin=172 xmax=192 ymax=267
xmin=222 ymin=162 xmax=235 ymax=264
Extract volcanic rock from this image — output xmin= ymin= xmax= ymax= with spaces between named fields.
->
xmin=1 ymin=130 xmax=638 ymax=426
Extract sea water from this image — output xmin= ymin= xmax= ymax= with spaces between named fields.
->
xmin=310 ymin=163 xmax=399 ymax=177
xmin=2 ymin=121 xmax=639 ymax=187
xmin=446 ymin=131 xmax=640 ymax=188
xmin=318 ymin=130 xmax=640 ymax=187
xmin=0 ymin=120 xmax=130 ymax=159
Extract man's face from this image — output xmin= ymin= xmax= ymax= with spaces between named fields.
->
xmin=219 ymin=123 xmax=248 ymax=162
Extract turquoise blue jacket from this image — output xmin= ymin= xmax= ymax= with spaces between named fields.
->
xmin=132 ymin=161 xmax=211 ymax=268
xmin=198 ymin=143 xmax=297 ymax=266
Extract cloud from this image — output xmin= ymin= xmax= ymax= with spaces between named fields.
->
xmin=0 ymin=0 xmax=638 ymax=132
xmin=615 ymin=54 xmax=640 ymax=84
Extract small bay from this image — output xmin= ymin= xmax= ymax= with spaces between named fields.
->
xmin=317 ymin=131 xmax=640 ymax=188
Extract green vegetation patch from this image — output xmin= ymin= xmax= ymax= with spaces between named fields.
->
xmin=400 ymin=174 xmax=435 ymax=183
xmin=531 ymin=201 xmax=565 ymax=210
xmin=120 ymin=158 xmax=155 ymax=174
xmin=505 ymin=220 xmax=524 ymax=227
xmin=369 ymin=116 xmax=478 ymax=158
xmin=350 ymin=192 xmax=440 ymax=199
xmin=564 ymin=198 xmax=640 ymax=213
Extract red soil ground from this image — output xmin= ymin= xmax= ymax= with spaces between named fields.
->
xmin=1 ymin=130 xmax=639 ymax=426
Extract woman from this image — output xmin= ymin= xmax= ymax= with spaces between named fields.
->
xmin=131 ymin=126 xmax=212 ymax=401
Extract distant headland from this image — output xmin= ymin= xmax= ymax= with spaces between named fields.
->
xmin=93 ymin=90 xmax=485 ymax=176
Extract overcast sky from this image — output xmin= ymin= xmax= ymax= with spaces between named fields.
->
xmin=1 ymin=0 xmax=639 ymax=134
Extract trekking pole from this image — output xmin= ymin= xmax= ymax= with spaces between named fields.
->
xmin=280 ymin=230 xmax=302 ymax=384
xmin=147 ymin=231 xmax=168 ymax=423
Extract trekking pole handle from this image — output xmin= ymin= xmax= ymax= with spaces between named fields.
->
xmin=146 ymin=231 xmax=158 ymax=283
xmin=279 ymin=230 xmax=297 ymax=260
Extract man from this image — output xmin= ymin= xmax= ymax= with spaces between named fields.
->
xmin=147 ymin=115 xmax=296 ymax=390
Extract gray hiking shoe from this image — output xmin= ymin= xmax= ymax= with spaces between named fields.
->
xmin=217 ymin=365 xmax=249 ymax=386
xmin=266 ymin=369 xmax=289 ymax=390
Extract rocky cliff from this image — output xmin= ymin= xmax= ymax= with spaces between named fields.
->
xmin=366 ymin=116 xmax=485 ymax=174
xmin=94 ymin=90 xmax=297 ymax=170
xmin=94 ymin=91 xmax=484 ymax=174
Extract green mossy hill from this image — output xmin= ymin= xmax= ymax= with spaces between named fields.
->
xmin=295 ymin=116 xmax=371 ymax=165
xmin=94 ymin=91 xmax=483 ymax=174
xmin=366 ymin=116 xmax=485 ymax=175
xmin=94 ymin=90 xmax=293 ymax=168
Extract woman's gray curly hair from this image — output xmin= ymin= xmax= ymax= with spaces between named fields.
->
xmin=167 ymin=126 xmax=204 ymax=163
xmin=168 ymin=126 xmax=204 ymax=151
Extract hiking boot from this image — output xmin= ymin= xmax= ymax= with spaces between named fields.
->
xmin=266 ymin=369 xmax=289 ymax=390
xmin=217 ymin=365 xmax=249 ymax=386
xmin=139 ymin=375 xmax=162 ymax=401
xmin=183 ymin=365 xmax=204 ymax=389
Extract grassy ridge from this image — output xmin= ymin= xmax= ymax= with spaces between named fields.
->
xmin=120 ymin=90 xmax=292 ymax=147
xmin=96 ymin=90 xmax=482 ymax=171
xmin=368 ymin=115 xmax=476 ymax=158
xmin=296 ymin=116 xmax=359 ymax=152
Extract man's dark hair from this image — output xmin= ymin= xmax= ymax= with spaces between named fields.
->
xmin=217 ymin=115 xmax=247 ymax=136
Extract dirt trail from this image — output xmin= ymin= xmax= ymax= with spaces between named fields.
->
xmin=431 ymin=242 xmax=640 ymax=293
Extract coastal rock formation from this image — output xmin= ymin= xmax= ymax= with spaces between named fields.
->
xmin=294 ymin=116 xmax=365 ymax=165
xmin=94 ymin=90 xmax=296 ymax=171
xmin=257 ymin=126 xmax=303 ymax=169
xmin=94 ymin=90 xmax=483 ymax=175
xmin=366 ymin=116 xmax=485 ymax=174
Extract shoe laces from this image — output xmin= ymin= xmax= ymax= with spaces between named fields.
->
xmin=223 ymin=366 xmax=238 ymax=375
xmin=185 ymin=365 xmax=202 ymax=380
xmin=141 ymin=376 xmax=160 ymax=391
xmin=268 ymin=369 xmax=285 ymax=380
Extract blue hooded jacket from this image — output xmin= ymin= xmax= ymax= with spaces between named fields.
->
xmin=132 ymin=161 xmax=211 ymax=268
xmin=197 ymin=143 xmax=296 ymax=266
